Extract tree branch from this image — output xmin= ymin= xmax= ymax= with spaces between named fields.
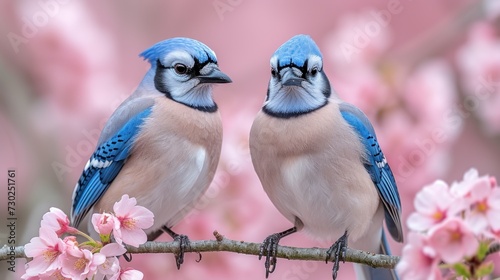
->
xmin=1 ymin=230 xmax=399 ymax=268
xmin=4 ymin=231 xmax=498 ymax=270
xmin=126 ymin=231 xmax=399 ymax=269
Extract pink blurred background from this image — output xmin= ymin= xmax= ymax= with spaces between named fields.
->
xmin=1 ymin=0 xmax=500 ymax=279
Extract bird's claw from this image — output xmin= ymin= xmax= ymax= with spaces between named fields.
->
xmin=122 ymin=252 xmax=133 ymax=262
xmin=259 ymin=234 xmax=281 ymax=278
xmin=326 ymin=232 xmax=348 ymax=280
xmin=173 ymin=234 xmax=190 ymax=270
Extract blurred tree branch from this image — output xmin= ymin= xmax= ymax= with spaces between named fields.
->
xmin=382 ymin=0 xmax=486 ymax=69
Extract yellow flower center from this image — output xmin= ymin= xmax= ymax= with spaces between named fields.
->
xmin=74 ymin=257 xmax=88 ymax=271
xmin=432 ymin=210 xmax=445 ymax=221
xmin=101 ymin=260 xmax=110 ymax=270
xmin=122 ymin=218 xmax=136 ymax=230
xmin=51 ymin=270 xmax=67 ymax=280
xmin=475 ymin=200 xmax=489 ymax=213
xmin=450 ymin=230 xmax=462 ymax=242
xmin=43 ymin=250 xmax=58 ymax=263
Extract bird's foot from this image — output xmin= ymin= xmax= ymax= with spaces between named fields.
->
xmin=162 ymin=226 xmax=193 ymax=270
xmin=122 ymin=252 xmax=133 ymax=262
xmin=326 ymin=231 xmax=348 ymax=280
xmin=259 ymin=234 xmax=281 ymax=278
xmin=173 ymin=234 xmax=190 ymax=270
xmin=259 ymin=227 xmax=297 ymax=278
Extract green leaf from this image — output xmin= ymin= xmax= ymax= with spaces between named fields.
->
xmin=453 ymin=263 xmax=471 ymax=278
xmin=477 ymin=241 xmax=490 ymax=261
xmin=474 ymin=261 xmax=494 ymax=278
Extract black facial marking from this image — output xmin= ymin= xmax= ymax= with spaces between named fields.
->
xmin=192 ymin=54 xmax=217 ymax=77
xmin=265 ymin=84 xmax=271 ymax=101
xmin=321 ymin=71 xmax=332 ymax=98
xmin=277 ymin=60 xmax=309 ymax=78
xmin=154 ymin=59 xmax=218 ymax=113
xmin=154 ymin=59 xmax=173 ymax=99
xmin=191 ymin=103 xmax=218 ymax=113
xmin=263 ymin=100 xmax=329 ymax=119
xmin=302 ymin=60 xmax=308 ymax=79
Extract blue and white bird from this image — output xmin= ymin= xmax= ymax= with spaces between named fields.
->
xmin=71 ymin=37 xmax=231 ymax=268
xmin=249 ymin=35 xmax=403 ymax=280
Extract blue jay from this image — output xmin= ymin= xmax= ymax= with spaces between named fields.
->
xmin=249 ymin=34 xmax=403 ymax=280
xmin=71 ymin=37 xmax=231 ymax=268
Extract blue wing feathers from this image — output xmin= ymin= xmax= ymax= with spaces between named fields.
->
xmin=71 ymin=107 xmax=153 ymax=227
xmin=339 ymin=103 xmax=403 ymax=242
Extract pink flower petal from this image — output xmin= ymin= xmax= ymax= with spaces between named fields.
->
xmin=120 ymin=227 xmax=147 ymax=247
xmin=407 ymin=212 xmax=437 ymax=232
xmin=428 ymin=218 xmax=479 ymax=264
xmin=127 ymin=206 xmax=154 ymax=229
xmin=119 ymin=268 xmax=144 ymax=280
xmin=41 ymin=207 xmax=71 ymax=236
xmin=100 ymin=243 xmax=126 ymax=257
xmin=24 ymin=227 xmax=65 ymax=276
xmin=396 ymin=232 xmax=442 ymax=280
xmin=110 ymin=195 xmax=154 ymax=247
xmin=92 ymin=213 xmax=120 ymax=236
xmin=113 ymin=195 xmax=137 ymax=217
xmin=409 ymin=180 xmax=459 ymax=232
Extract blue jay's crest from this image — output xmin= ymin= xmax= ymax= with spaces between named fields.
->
xmin=140 ymin=37 xmax=218 ymax=65
xmin=272 ymin=34 xmax=323 ymax=69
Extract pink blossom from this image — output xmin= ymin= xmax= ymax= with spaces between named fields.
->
xmin=21 ymin=275 xmax=38 ymax=280
xmin=92 ymin=212 xmax=121 ymax=237
xmin=23 ymin=227 xmax=66 ymax=277
xmin=62 ymin=235 xmax=78 ymax=247
xmin=22 ymin=268 xmax=71 ymax=280
xmin=396 ymin=232 xmax=442 ymax=280
xmin=113 ymin=195 xmax=154 ymax=247
xmin=450 ymin=169 xmax=500 ymax=233
xmin=47 ymin=269 xmax=71 ymax=280
xmin=40 ymin=207 xmax=73 ymax=236
xmin=451 ymin=169 xmax=483 ymax=197
xmin=110 ymin=267 xmax=144 ymax=280
xmin=331 ymin=67 xmax=391 ymax=118
xmin=42 ymin=269 xmax=71 ymax=280
xmin=92 ymin=243 xmax=127 ymax=279
xmin=428 ymin=218 xmax=479 ymax=264
xmin=486 ymin=227 xmax=500 ymax=243
xmin=101 ymin=243 xmax=127 ymax=256
xmin=402 ymin=60 xmax=460 ymax=140
xmin=94 ymin=257 xmax=120 ymax=280
xmin=60 ymin=245 xmax=105 ymax=280
xmin=490 ymin=176 xmax=497 ymax=188
xmin=464 ymin=175 xmax=500 ymax=234
xmin=94 ymin=243 xmax=127 ymax=279
xmin=456 ymin=22 xmax=500 ymax=133
xmin=407 ymin=180 xmax=464 ymax=232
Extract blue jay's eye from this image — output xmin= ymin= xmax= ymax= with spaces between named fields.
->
xmin=174 ymin=63 xmax=188 ymax=75
xmin=310 ymin=68 xmax=318 ymax=76
xmin=271 ymin=68 xmax=277 ymax=77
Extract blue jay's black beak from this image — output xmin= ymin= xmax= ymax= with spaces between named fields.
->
xmin=198 ymin=69 xmax=232 ymax=84
xmin=282 ymin=77 xmax=306 ymax=86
